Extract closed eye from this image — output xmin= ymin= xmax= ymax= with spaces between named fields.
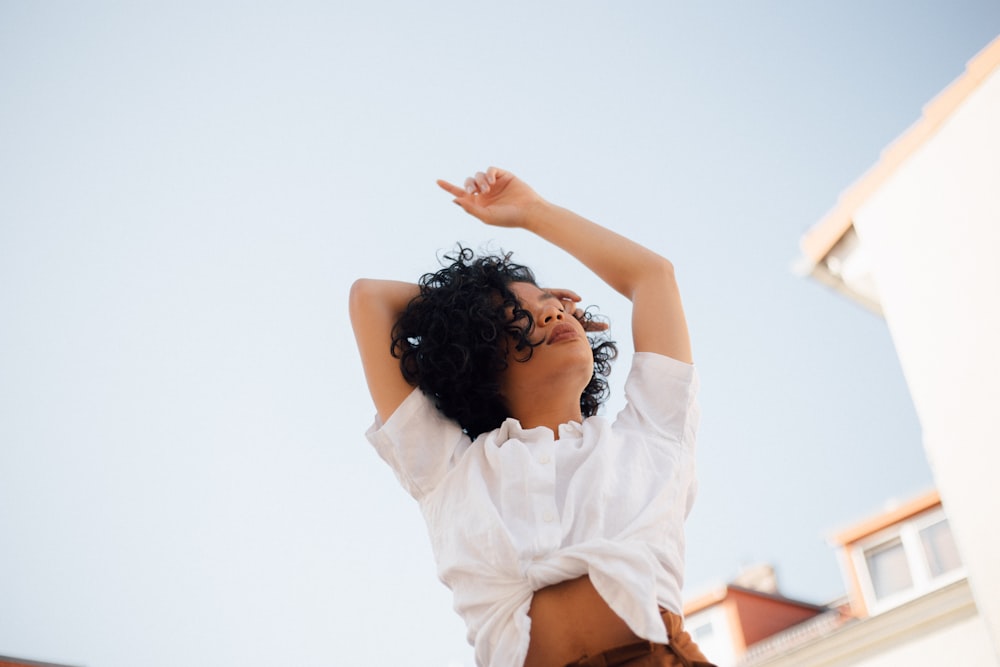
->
xmin=538 ymin=290 xmax=568 ymax=312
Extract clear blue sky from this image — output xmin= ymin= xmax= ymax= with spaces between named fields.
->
xmin=2 ymin=3 xmax=998 ymax=666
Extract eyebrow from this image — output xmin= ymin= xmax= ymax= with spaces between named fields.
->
xmin=539 ymin=290 xmax=559 ymax=302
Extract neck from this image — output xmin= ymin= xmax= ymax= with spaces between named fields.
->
xmin=504 ymin=387 xmax=584 ymax=439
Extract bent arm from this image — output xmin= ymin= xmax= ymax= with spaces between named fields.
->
xmin=349 ymin=278 xmax=420 ymax=421
xmin=522 ymin=203 xmax=691 ymax=363
xmin=439 ymin=168 xmax=691 ymax=363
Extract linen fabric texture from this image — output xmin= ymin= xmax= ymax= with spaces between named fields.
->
xmin=366 ymin=352 xmax=701 ymax=667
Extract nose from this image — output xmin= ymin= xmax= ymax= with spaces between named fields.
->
xmin=539 ymin=302 xmax=565 ymax=325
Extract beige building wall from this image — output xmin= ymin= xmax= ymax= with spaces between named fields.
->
xmin=859 ymin=613 xmax=994 ymax=667
xmin=846 ymin=61 xmax=1000 ymax=657
xmin=746 ymin=580 xmax=992 ymax=667
xmin=798 ymin=35 xmax=1000 ymax=662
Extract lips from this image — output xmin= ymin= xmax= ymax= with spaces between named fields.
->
xmin=546 ymin=322 xmax=579 ymax=345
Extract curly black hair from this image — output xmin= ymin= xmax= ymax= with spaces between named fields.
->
xmin=391 ymin=247 xmax=618 ymax=438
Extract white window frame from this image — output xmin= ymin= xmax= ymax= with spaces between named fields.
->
xmin=850 ymin=507 xmax=965 ymax=615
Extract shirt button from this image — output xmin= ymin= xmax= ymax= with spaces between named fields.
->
xmin=543 ymin=511 xmax=556 ymax=523
xmin=539 ymin=454 xmax=551 ymax=464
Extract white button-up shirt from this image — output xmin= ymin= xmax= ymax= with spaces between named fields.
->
xmin=366 ymin=352 xmax=700 ymax=667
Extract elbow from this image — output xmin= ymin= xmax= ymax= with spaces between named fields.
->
xmin=654 ymin=256 xmax=676 ymax=278
xmin=644 ymin=255 xmax=677 ymax=286
xmin=348 ymin=278 xmax=375 ymax=320
xmin=627 ymin=256 xmax=676 ymax=301
xmin=349 ymin=278 xmax=419 ymax=323
xmin=349 ymin=278 xmax=373 ymax=296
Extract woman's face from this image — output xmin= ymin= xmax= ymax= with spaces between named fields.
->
xmin=499 ymin=282 xmax=595 ymax=403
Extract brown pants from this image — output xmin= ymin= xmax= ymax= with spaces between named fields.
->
xmin=563 ymin=609 xmax=716 ymax=667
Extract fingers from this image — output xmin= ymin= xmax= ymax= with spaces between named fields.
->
xmin=550 ymin=290 xmax=582 ymax=321
xmin=463 ymin=170 xmax=496 ymax=195
xmin=547 ymin=287 xmax=581 ymax=302
xmin=438 ymin=177 xmax=493 ymax=223
xmin=438 ymin=174 xmax=495 ymax=224
xmin=436 ymin=179 xmax=466 ymax=198
xmin=573 ymin=308 xmax=610 ymax=333
xmin=439 ymin=166 xmax=518 ymax=228
xmin=476 ymin=168 xmax=499 ymax=191
xmin=574 ymin=306 xmax=609 ymax=332
xmin=475 ymin=171 xmax=491 ymax=192
xmin=546 ymin=287 xmax=609 ymax=332
xmin=440 ymin=167 xmax=504 ymax=197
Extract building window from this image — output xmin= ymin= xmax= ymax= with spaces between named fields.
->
xmin=920 ymin=518 xmax=961 ymax=578
xmin=691 ymin=621 xmax=714 ymax=643
xmin=865 ymin=537 xmax=913 ymax=600
xmin=853 ymin=508 xmax=964 ymax=613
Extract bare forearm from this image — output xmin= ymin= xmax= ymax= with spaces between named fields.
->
xmin=523 ymin=201 xmax=690 ymax=361
xmin=438 ymin=165 xmax=692 ymax=361
xmin=521 ymin=201 xmax=673 ymax=300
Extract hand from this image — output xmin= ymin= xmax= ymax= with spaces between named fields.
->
xmin=547 ymin=288 xmax=610 ymax=333
xmin=437 ymin=166 xmax=546 ymax=228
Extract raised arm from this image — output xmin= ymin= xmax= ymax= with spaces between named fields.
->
xmin=349 ymin=278 xmax=420 ymax=421
xmin=437 ymin=167 xmax=692 ymax=363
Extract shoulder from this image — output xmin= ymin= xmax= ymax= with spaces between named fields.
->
xmin=366 ymin=388 xmax=471 ymax=499
xmin=616 ymin=352 xmax=700 ymax=444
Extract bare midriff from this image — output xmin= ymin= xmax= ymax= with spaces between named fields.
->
xmin=523 ymin=575 xmax=642 ymax=667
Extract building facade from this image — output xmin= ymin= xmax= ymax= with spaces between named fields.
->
xmin=796 ymin=34 xmax=1000 ymax=659
xmin=684 ymin=492 xmax=994 ymax=666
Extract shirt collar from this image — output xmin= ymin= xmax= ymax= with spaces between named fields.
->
xmin=487 ymin=417 xmax=584 ymax=447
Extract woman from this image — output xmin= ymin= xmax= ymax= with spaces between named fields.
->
xmin=350 ymin=167 xmax=714 ymax=667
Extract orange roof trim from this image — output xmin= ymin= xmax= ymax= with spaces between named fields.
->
xmin=832 ymin=488 xmax=941 ymax=546
xmin=801 ymin=34 xmax=1000 ymax=263
xmin=684 ymin=584 xmax=829 ymax=616
xmin=684 ymin=585 xmax=729 ymax=615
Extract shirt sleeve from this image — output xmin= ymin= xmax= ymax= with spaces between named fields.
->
xmin=365 ymin=387 xmax=471 ymax=500
xmin=615 ymin=352 xmax=700 ymax=448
